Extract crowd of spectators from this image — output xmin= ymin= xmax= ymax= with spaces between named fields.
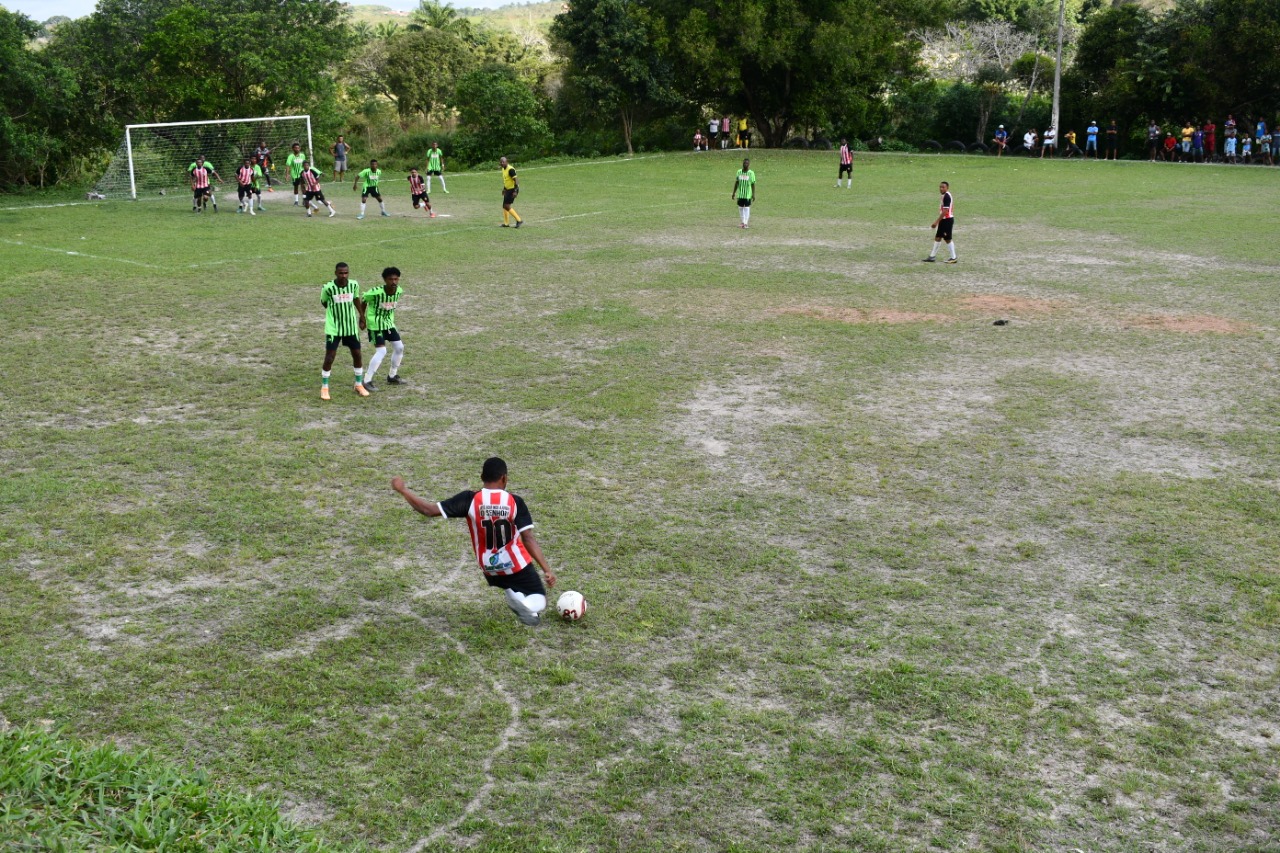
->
xmin=992 ymin=115 xmax=1280 ymax=163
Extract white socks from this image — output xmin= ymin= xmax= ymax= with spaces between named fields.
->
xmin=438 ymin=176 xmax=446 ymax=192
xmin=929 ymin=242 xmax=939 ymax=258
xmin=366 ymin=346 xmax=386 ymax=382
xmin=389 ymin=340 xmax=404 ymax=376
xmin=949 ymin=242 xmax=957 ymax=260
xmin=360 ymin=202 xmax=366 ymax=215
xmin=740 ymin=207 xmax=751 ymax=226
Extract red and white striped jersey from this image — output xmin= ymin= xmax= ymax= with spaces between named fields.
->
xmin=301 ymin=169 xmax=321 ymax=193
xmin=408 ymin=173 xmax=425 ymax=195
xmin=840 ymin=145 xmax=853 ymax=165
xmin=237 ymin=166 xmax=254 ymax=186
xmin=939 ymin=191 xmax=954 ymax=219
xmin=439 ymin=488 xmax=535 ymax=576
xmin=191 ymin=167 xmax=211 ymax=189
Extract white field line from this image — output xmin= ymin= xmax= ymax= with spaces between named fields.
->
xmin=0 ymin=238 xmax=168 ymax=270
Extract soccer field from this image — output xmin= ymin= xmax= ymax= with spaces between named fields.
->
xmin=2 ymin=150 xmax=1279 ymax=851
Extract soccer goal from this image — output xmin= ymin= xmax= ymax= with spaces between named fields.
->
xmin=93 ymin=115 xmax=313 ymax=200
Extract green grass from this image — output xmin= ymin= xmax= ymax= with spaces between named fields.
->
xmin=2 ymin=150 xmax=1279 ymax=851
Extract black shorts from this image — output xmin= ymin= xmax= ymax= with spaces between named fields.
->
xmin=293 ymin=177 xmax=303 ymax=191
xmin=503 ymin=188 xmax=517 ymax=206
xmin=935 ymin=218 xmax=954 ymax=241
xmin=737 ymin=197 xmax=752 ymax=208
xmin=305 ymin=191 xmax=326 ymax=203
xmin=367 ymin=326 xmax=401 ymax=346
xmin=738 ymin=130 xmax=749 ymax=144
xmin=361 ymin=188 xmax=382 ymax=202
xmin=238 ymin=185 xmax=252 ymax=200
xmin=428 ymin=170 xmax=442 ymax=176
xmin=325 ymin=334 xmax=360 ymax=352
xmin=838 ymin=163 xmax=853 ymax=177
xmin=412 ymin=192 xmax=429 ymax=207
xmin=484 ymin=565 xmax=546 ymax=595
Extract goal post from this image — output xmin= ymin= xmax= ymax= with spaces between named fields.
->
xmin=94 ymin=115 xmax=313 ymax=200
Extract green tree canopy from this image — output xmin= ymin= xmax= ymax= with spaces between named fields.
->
xmin=0 ymin=8 xmax=78 ymax=187
xmin=452 ymin=63 xmax=551 ymax=164
xmin=384 ymin=28 xmax=477 ymax=120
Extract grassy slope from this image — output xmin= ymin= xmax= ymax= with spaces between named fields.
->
xmin=1 ymin=151 xmax=1278 ymax=851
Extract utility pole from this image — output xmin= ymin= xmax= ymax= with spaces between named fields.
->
xmin=1050 ymin=0 xmax=1066 ymax=148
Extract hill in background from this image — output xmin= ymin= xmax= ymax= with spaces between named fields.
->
xmin=348 ymin=2 xmax=562 ymax=31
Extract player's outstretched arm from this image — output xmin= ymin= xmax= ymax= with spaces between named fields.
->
xmin=391 ymin=477 xmax=443 ymax=518
xmin=520 ymin=529 xmax=556 ymax=587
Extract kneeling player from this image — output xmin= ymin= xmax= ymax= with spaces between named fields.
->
xmin=320 ymin=262 xmax=368 ymax=399
xmin=407 ymin=168 xmax=434 ymax=218
xmin=300 ymin=160 xmax=336 ymax=217
xmin=354 ymin=158 xmax=388 ymax=220
xmin=391 ymin=457 xmax=558 ymax=627
xmin=360 ymin=266 xmax=405 ymax=391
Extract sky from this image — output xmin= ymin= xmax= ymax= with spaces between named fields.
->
xmin=6 ymin=0 xmax=516 ymax=23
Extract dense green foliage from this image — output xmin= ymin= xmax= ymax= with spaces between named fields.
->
xmin=4 ymin=0 xmax=1280 ymax=187
xmin=0 ymin=725 xmax=343 ymax=851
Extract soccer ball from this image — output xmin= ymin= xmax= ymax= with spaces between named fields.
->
xmin=557 ymin=591 xmax=586 ymax=621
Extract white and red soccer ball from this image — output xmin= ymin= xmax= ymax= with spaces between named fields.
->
xmin=556 ymin=590 xmax=586 ymax=621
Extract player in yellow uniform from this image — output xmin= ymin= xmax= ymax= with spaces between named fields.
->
xmin=499 ymin=156 xmax=522 ymax=228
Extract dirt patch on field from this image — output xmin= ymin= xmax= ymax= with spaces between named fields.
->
xmin=1124 ymin=314 xmax=1256 ymax=334
xmin=675 ymin=377 xmax=810 ymax=483
xmin=776 ymin=306 xmax=957 ymax=325
xmin=957 ymin=294 xmax=1065 ymax=314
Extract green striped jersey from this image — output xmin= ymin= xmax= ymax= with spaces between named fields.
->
xmin=427 ymin=149 xmax=443 ymax=171
xmin=251 ymin=165 xmax=264 ymax=188
xmin=322 ymin=279 xmax=362 ymax=337
xmin=734 ymin=169 xmax=756 ymax=200
xmin=361 ymin=284 xmax=400 ymax=331
xmin=287 ymin=152 xmax=307 ymax=179
xmin=358 ymin=168 xmax=381 ymax=190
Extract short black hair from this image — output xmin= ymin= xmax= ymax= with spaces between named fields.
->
xmin=335 ymin=262 xmax=349 ymax=270
xmin=481 ymin=457 xmax=508 ymax=483
xmin=382 ymin=266 xmax=400 ymax=279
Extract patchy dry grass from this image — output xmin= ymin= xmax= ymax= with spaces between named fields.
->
xmin=2 ymin=151 xmax=1279 ymax=851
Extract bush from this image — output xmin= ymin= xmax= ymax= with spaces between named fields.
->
xmin=451 ymin=64 xmax=552 ymax=167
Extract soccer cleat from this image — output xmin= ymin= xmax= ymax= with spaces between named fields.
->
xmin=500 ymin=224 xmax=509 ymax=227
xmin=443 ymin=189 xmax=449 ymax=194
xmin=504 ymin=589 xmax=541 ymax=627
xmin=357 ymin=214 xmax=364 ymax=220
xmin=429 ymin=212 xmax=436 ymax=218
xmin=237 ymin=207 xmax=243 ymax=214
xmin=248 ymin=208 xmax=255 ymax=216
xmin=328 ymin=208 xmax=336 ymax=218
xmin=306 ymin=212 xmax=313 ymax=217
xmin=921 ymin=257 xmax=936 ymax=262
xmin=362 ymin=380 xmax=376 ymax=392
xmin=294 ymin=200 xmax=300 ymax=206
xmin=514 ymin=220 xmax=521 ymax=229
xmin=386 ymin=375 xmax=403 ymax=384
xmin=381 ymin=211 xmax=390 ymax=217
xmin=212 ymin=204 xmax=217 ymax=212
xmin=354 ymin=382 xmax=370 ymax=397
xmin=834 ymin=183 xmax=840 ymax=188
xmin=320 ymin=385 xmax=330 ymax=401
xmin=944 ymin=258 xmax=958 ymax=264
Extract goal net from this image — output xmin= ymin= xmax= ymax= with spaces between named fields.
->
xmin=93 ymin=115 xmax=313 ymax=200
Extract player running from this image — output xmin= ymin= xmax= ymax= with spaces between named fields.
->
xmin=320 ymin=262 xmax=369 ymax=400
xmin=922 ymin=181 xmax=957 ymax=264
xmin=188 ymin=157 xmax=221 ymax=213
xmin=391 ymin=457 xmax=558 ymax=627
xmin=407 ymin=168 xmax=435 ymax=218
xmin=286 ymin=142 xmax=308 ymax=206
xmin=732 ymin=157 xmax=756 ymax=228
xmin=499 ymin=156 xmax=522 ymax=228
xmin=360 ymin=266 xmax=405 ymax=391
xmin=426 ymin=142 xmax=448 ymax=194
xmin=836 ymin=138 xmax=853 ymax=188
xmin=300 ymin=160 xmax=336 ymax=218
xmin=353 ymin=159 xmax=388 ymax=220
xmin=236 ymin=158 xmax=257 ymax=215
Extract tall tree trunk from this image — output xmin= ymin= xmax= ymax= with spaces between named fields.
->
xmin=621 ymin=106 xmax=633 ymax=156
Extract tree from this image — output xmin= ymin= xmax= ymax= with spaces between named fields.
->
xmin=550 ymin=0 xmax=681 ymax=155
xmin=452 ymin=63 xmax=551 ymax=164
xmin=658 ymin=0 xmax=937 ymax=146
xmin=0 ymin=8 xmax=78 ymax=187
xmin=383 ymin=28 xmax=476 ymax=120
